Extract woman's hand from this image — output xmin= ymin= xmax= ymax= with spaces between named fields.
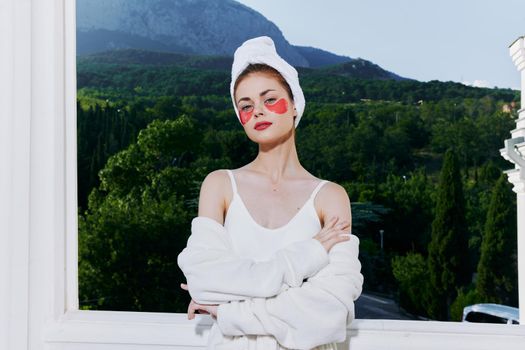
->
xmin=180 ymin=283 xmax=219 ymax=320
xmin=313 ymin=216 xmax=351 ymax=253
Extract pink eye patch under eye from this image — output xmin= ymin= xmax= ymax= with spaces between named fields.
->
xmin=240 ymin=109 xmax=253 ymax=125
xmin=239 ymin=98 xmax=288 ymax=124
xmin=265 ymin=98 xmax=288 ymax=114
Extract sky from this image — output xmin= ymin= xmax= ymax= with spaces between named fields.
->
xmin=237 ymin=0 xmax=524 ymax=90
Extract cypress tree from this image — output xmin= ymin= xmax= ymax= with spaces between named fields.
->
xmin=427 ymin=149 xmax=470 ymax=320
xmin=476 ymin=174 xmax=518 ymax=306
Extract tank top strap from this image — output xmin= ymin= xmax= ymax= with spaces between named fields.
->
xmin=225 ymin=169 xmax=238 ymax=195
xmin=226 ymin=170 xmax=326 ymax=201
xmin=309 ymin=179 xmax=329 ymax=201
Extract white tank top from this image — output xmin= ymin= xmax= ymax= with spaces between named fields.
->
xmin=224 ymin=169 xmax=329 ymax=261
xmin=207 ymin=169 xmax=337 ymax=350
xmin=207 ymin=169 xmax=338 ymax=350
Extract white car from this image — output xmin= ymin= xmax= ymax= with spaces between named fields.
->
xmin=462 ymin=303 xmax=519 ymax=325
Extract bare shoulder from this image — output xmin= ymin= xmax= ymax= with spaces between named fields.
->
xmin=198 ymin=169 xmax=230 ymax=225
xmin=316 ymin=180 xmax=352 ymax=227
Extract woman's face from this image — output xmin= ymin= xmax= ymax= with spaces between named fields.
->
xmin=234 ymin=72 xmax=296 ymax=143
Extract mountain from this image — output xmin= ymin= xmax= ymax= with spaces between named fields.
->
xmin=294 ymin=46 xmax=352 ymax=68
xmin=77 ymin=0 xmax=404 ymax=80
xmin=77 ymin=0 xmax=308 ymax=65
xmin=77 ymin=48 xmax=234 ymax=70
xmin=77 ymin=48 xmax=408 ymax=82
xmin=318 ymin=59 xmax=404 ymax=80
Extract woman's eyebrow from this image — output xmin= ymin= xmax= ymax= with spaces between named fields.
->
xmin=259 ymin=89 xmax=275 ymax=96
xmin=237 ymin=89 xmax=276 ymax=104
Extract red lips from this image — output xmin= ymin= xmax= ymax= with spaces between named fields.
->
xmin=254 ymin=121 xmax=272 ymax=130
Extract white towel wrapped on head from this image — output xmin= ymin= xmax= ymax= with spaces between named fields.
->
xmin=230 ymin=36 xmax=306 ymax=128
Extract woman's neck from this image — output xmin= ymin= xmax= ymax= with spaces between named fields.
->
xmin=250 ymin=130 xmax=302 ymax=183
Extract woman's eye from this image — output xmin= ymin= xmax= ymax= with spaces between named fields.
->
xmin=265 ymin=98 xmax=277 ymax=104
xmin=241 ymin=105 xmax=253 ymax=112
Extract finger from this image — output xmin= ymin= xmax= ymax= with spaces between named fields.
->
xmin=331 ymin=223 xmax=350 ymax=234
xmin=194 ymin=304 xmax=210 ymax=315
xmin=335 ymin=219 xmax=350 ymax=228
xmin=187 ymin=301 xmax=194 ymax=320
xmin=180 ymin=283 xmax=188 ymax=290
xmin=328 ymin=216 xmax=340 ymax=227
xmin=319 ymin=216 xmax=340 ymax=236
xmin=198 ymin=306 xmax=210 ymax=314
xmin=321 ymin=221 xmax=349 ymax=238
xmin=327 ymin=232 xmax=351 ymax=245
xmin=330 ymin=218 xmax=348 ymax=231
xmin=190 ymin=304 xmax=203 ymax=319
xmin=322 ymin=216 xmax=338 ymax=229
xmin=335 ymin=233 xmax=351 ymax=245
xmin=319 ymin=225 xmax=345 ymax=241
xmin=331 ymin=227 xmax=351 ymax=239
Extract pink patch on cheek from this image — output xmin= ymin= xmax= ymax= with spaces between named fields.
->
xmin=265 ymin=98 xmax=288 ymax=114
xmin=240 ymin=110 xmax=253 ymax=125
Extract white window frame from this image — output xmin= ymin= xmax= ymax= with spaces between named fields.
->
xmin=1 ymin=1 xmax=524 ymax=349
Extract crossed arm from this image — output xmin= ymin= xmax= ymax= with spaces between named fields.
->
xmin=177 ymin=170 xmax=364 ymax=349
xmin=176 ymin=215 xmax=331 ymax=304
xmin=215 ymin=235 xmax=362 ymax=350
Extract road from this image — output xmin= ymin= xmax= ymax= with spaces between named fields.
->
xmin=355 ymin=292 xmax=418 ymax=320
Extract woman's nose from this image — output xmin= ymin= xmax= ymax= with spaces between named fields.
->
xmin=253 ymin=101 xmax=265 ymax=116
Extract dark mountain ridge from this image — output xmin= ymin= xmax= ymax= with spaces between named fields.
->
xmin=77 ymin=0 xmax=404 ymax=80
xmin=78 ymin=48 xmax=406 ymax=81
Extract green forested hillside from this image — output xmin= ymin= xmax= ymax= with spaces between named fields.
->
xmin=77 ymin=50 xmax=519 ymax=318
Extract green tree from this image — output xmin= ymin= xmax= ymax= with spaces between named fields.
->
xmin=79 ymin=182 xmax=193 ymax=311
xmin=427 ymin=149 xmax=470 ymax=320
xmin=464 ymin=161 xmax=501 ymax=282
xmin=450 ymin=286 xmax=483 ymax=321
xmin=79 ymin=115 xmax=207 ymax=311
xmin=377 ymin=168 xmax=434 ymax=254
xmin=392 ymin=252 xmax=429 ymax=316
xmin=476 ymin=174 xmax=518 ymax=306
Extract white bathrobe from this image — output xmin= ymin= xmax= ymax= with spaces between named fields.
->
xmin=177 ymin=216 xmax=363 ymax=350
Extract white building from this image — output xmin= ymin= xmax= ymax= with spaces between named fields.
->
xmin=505 ymin=35 xmax=525 ymax=325
xmin=1 ymin=1 xmax=524 ymax=349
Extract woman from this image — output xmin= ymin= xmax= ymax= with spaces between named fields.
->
xmin=177 ymin=36 xmax=363 ymax=350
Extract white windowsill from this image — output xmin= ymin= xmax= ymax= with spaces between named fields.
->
xmin=43 ymin=310 xmax=525 ymax=348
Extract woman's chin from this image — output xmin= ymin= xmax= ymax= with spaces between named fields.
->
xmin=247 ymin=130 xmax=293 ymax=145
